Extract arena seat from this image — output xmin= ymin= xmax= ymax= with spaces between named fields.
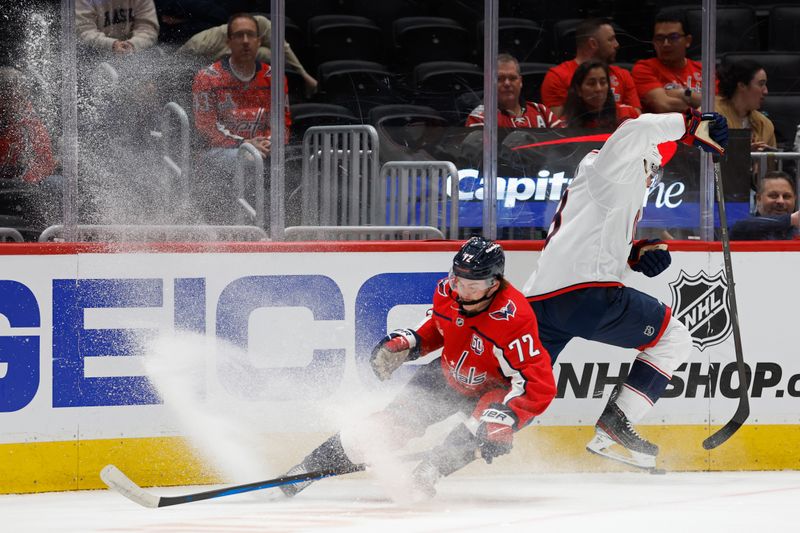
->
xmin=758 ymin=95 xmax=800 ymax=150
xmin=477 ymin=18 xmax=549 ymax=63
xmin=317 ymin=60 xmax=395 ymax=119
xmin=518 ymin=62 xmax=555 ymax=103
xmin=290 ymin=103 xmax=360 ymax=142
xmin=683 ymin=6 xmax=761 ymax=57
xmin=286 ymin=0 xmax=353 ymax=28
xmin=308 ymin=15 xmax=384 ymax=66
xmin=393 ymin=17 xmax=471 ymax=66
xmin=768 ymin=5 xmax=800 ymax=52
xmin=368 ymin=104 xmax=447 ymax=162
xmin=412 ymin=61 xmax=484 ymax=125
xmin=350 ymin=0 xmax=432 ymax=30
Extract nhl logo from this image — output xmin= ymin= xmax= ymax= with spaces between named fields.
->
xmin=669 ymin=270 xmax=732 ymax=351
xmin=456 ymin=317 xmax=464 ymax=327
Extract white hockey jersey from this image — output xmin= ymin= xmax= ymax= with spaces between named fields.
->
xmin=525 ymin=113 xmax=686 ymax=298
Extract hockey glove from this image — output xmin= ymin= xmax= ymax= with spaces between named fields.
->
xmin=628 ymin=239 xmax=671 ymax=277
xmin=679 ymin=108 xmax=728 ymax=155
xmin=476 ymin=403 xmax=518 ymax=464
xmin=369 ymin=328 xmax=420 ymax=380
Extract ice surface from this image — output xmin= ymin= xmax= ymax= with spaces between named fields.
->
xmin=2 ymin=471 xmax=799 ymax=532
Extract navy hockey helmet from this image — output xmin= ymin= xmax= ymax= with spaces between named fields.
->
xmin=452 ymin=237 xmax=505 ymax=281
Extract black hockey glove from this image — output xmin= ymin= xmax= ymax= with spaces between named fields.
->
xmin=679 ymin=108 xmax=728 ymax=155
xmin=628 ymin=239 xmax=671 ymax=277
xmin=476 ymin=403 xmax=518 ymax=464
xmin=369 ymin=328 xmax=420 ymax=380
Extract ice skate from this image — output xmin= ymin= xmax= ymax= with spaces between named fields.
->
xmin=410 ymin=459 xmax=442 ymax=501
xmin=586 ymin=401 xmax=659 ymax=471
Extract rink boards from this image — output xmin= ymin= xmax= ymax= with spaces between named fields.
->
xmin=0 ymin=241 xmax=799 ymax=493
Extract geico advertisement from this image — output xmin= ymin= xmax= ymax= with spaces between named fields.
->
xmin=0 ymin=250 xmax=797 ymax=444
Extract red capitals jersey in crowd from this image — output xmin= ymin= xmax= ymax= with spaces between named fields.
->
xmin=0 ymin=103 xmax=55 ymax=183
xmin=466 ymin=102 xmax=565 ymax=129
xmin=192 ymin=57 xmax=291 ymax=148
xmin=541 ymin=61 xmax=642 ymax=110
xmin=414 ymin=278 xmax=556 ymax=427
xmin=631 ymin=57 xmax=703 ymax=107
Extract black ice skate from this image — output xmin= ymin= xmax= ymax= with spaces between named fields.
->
xmin=279 ymin=434 xmax=361 ymax=498
xmin=586 ymin=401 xmax=659 ymax=471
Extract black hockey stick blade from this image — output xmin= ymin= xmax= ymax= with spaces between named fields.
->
xmin=702 ymin=401 xmax=749 ymax=450
xmin=100 ymin=463 xmax=365 ymax=508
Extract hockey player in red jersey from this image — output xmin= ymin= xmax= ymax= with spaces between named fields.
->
xmin=281 ymin=237 xmax=556 ymax=498
xmin=525 ymin=109 xmax=729 ymax=470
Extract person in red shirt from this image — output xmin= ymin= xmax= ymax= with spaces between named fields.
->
xmin=541 ymin=18 xmax=641 ymax=118
xmin=562 ymin=60 xmax=641 ymax=129
xmin=192 ymin=13 xmax=291 ymax=155
xmin=466 ymin=54 xmax=563 ymax=128
xmin=0 ymin=68 xmax=56 ymax=185
xmin=632 ymin=12 xmax=703 ymax=113
xmin=280 ymin=237 xmax=556 ymax=499
xmin=191 ymin=12 xmax=290 ymax=222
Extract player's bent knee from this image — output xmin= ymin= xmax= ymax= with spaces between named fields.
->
xmin=644 ymin=316 xmax=692 ymax=374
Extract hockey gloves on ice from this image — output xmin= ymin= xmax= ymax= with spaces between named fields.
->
xmin=476 ymin=403 xmax=517 ymax=464
xmin=369 ymin=328 xmax=420 ymax=380
xmin=628 ymin=239 xmax=671 ymax=277
xmin=679 ymin=108 xmax=728 ymax=155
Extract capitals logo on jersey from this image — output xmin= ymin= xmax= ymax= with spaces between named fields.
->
xmin=448 ymin=351 xmax=487 ymax=387
xmin=490 ymin=299 xmax=517 ymax=321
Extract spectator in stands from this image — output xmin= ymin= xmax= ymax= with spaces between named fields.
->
xmin=730 ymin=171 xmax=799 ymax=240
xmin=76 ymin=0 xmax=160 ymax=56
xmin=0 ymin=68 xmax=57 ymax=186
xmin=466 ymin=54 xmax=563 ymax=128
xmin=541 ymin=18 xmax=641 ymax=117
xmin=0 ymin=67 xmax=61 ymax=231
xmin=180 ymin=15 xmax=318 ymax=96
xmin=716 ymin=59 xmax=776 ymax=152
xmin=561 ymin=60 xmax=640 ymax=129
xmin=192 ymin=12 xmax=291 ymax=222
xmin=632 ymin=12 xmax=702 ymax=113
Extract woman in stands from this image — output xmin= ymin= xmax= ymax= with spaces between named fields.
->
xmin=716 ymin=59 xmax=776 ymax=152
xmin=562 ymin=60 xmax=640 ymax=129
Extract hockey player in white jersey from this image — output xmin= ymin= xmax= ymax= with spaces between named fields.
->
xmin=524 ymin=108 xmax=728 ymax=470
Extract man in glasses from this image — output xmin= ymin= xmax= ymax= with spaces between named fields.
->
xmin=191 ymin=12 xmax=291 ymax=222
xmin=280 ymin=237 xmax=556 ymax=499
xmin=632 ymin=12 xmax=703 ymax=113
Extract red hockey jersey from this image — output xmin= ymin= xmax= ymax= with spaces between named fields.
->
xmin=465 ymin=101 xmax=564 ymax=129
xmin=192 ymin=57 xmax=291 ymax=148
xmin=415 ymin=278 xmax=556 ymax=427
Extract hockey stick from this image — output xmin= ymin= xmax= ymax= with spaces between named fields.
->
xmin=100 ymin=463 xmax=366 ymax=508
xmin=702 ymin=160 xmax=750 ymax=450
xmin=101 ymin=450 xmax=433 ymax=508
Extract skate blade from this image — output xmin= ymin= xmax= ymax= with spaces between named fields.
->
xmin=586 ymin=432 xmax=661 ymax=473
